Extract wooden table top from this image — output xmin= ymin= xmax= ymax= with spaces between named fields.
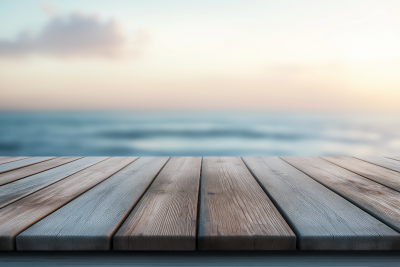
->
xmin=0 ymin=156 xmax=400 ymax=251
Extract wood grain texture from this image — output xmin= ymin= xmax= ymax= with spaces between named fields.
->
xmin=0 ymin=157 xmax=135 ymax=251
xmin=242 ymin=157 xmax=400 ymax=250
xmin=282 ymin=157 xmax=400 ymax=235
xmin=0 ymin=157 xmax=55 ymax=174
xmin=356 ymin=157 xmax=400 ymax=173
xmin=0 ymin=157 xmax=107 ymax=209
xmin=323 ymin=157 xmax=400 ymax=192
xmin=0 ymin=157 xmax=29 ymax=165
xmin=198 ymin=157 xmax=295 ymax=251
xmin=17 ymin=157 xmax=169 ymax=251
xmin=114 ymin=157 xmax=201 ymax=251
xmin=4 ymin=251 xmax=400 ymax=267
xmin=0 ymin=157 xmax=81 ymax=187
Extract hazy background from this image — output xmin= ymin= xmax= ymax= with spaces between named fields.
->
xmin=1 ymin=0 xmax=399 ymax=156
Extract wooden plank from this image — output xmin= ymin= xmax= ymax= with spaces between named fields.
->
xmin=242 ymin=157 xmax=400 ymax=250
xmin=4 ymin=251 xmax=400 ymax=267
xmin=356 ymin=157 xmax=400 ymax=173
xmin=0 ymin=157 xmax=29 ymax=165
xmin=282 ymin=157 xmax=400 ymax=235
xmin=17 ymin=157 xmax=169 ymax=251
xmin=113 ymin=157 xmax=201 ymax=251
xmin=198 ymin=157 xmax=295 ymax=250
xmin=0 ymin=157 xmax=55 ymax=174
xmin=0 ymin=157 xmax=135 ymax=250
xmin=0 ymin=157 xmax=82 ymax=187
xmin=0 ymin=157 xmax=107 ymax=209
xmin=323 ymin=157 xmax=400 ymax=192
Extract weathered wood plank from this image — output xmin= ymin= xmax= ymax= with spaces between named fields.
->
xmin=17 ymin=157 xmax=169 ymax=251
xmin=4 ymin=251 xmax=400 ymax=266
xmin=324 ymin=157 xmax=400 ymax=192
xmin=0 ymin=157 xmax=135 ymax=250
xmin=282 ymin=157 xmax=400 ymax=234
xmin=0 ymin=157 xmax=81 ymax=187
xmin=356 ymin=157 xmax=400 ymax=173
xmin=0 ymin=157 xmax=55 ymax=174
xmin=0 ymin=157 xmax=29 ymax=165
xmin=198 ymin=157 xmax=295 ymax=250
xmin=114 ymin=157 xmax=201 ymax=251
xmin=0 ymin=157 xmax=107 ymax=209
xmin=243 ymin=157 xmax=400 ymax=250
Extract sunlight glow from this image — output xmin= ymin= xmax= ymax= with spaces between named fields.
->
xmin=0 ymin=0 xmax=400 ymax=111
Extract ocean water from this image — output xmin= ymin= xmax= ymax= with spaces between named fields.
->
xmin=0 ymin=112 xmax=399 ymax=156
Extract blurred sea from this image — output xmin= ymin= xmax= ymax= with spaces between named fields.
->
xmin=0 ymin=112 xmax=399 ymax=156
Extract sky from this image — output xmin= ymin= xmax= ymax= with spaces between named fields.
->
xmin=0 ymin=0 xmax=399 ymax=111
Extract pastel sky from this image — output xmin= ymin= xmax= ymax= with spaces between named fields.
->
xmin=1 ymin=0 xmax=400 ymax=111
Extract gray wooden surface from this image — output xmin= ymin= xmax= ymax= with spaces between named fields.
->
xmin=282 ymin=157 xmax=400 ymax=233
xmin=0 ymin=157 xmax=106 ymax=209
xmin=323 ymin=157 xmax=400 ymax=192
xmin=0 ymin=157 xmax=29 ymax=165
xmin=242 ymin=157 xmax=400 ymax=250
xmin=114 ymin=157 xmax=201 ymax=251
xmin=1 ymin=156 xmax=400 ymax=252
xmin=356 ymin=157 xmax=400 ymax=173
xmin=198 ymin=157 xmax=295 ymax=250
xmin=3 ymin=251 xmax=400 ymax=267
xmin=0 ymin=157 xmax=135 ymax=250
xmin=0 ymin=157 xmax=80 ymax=187
xmin=17 ymin=157 xmax=170 ymax=251
xmin=0 ymin=157 xmax=55 ymax=174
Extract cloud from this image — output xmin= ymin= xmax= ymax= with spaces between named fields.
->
xmin=0 ymin=12 xmax=148 ymax=59
xmin=41 ymin=2 xmax=59 ymax=16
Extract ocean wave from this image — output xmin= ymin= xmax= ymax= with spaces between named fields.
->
xmin=98 ymin=129 xmax=307 ymax=140
xmin=1 ymin=112 xmax=400 ymax=156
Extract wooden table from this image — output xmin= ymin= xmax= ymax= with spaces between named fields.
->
xmin=1 ymin=156 xmax=400 ymax=251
